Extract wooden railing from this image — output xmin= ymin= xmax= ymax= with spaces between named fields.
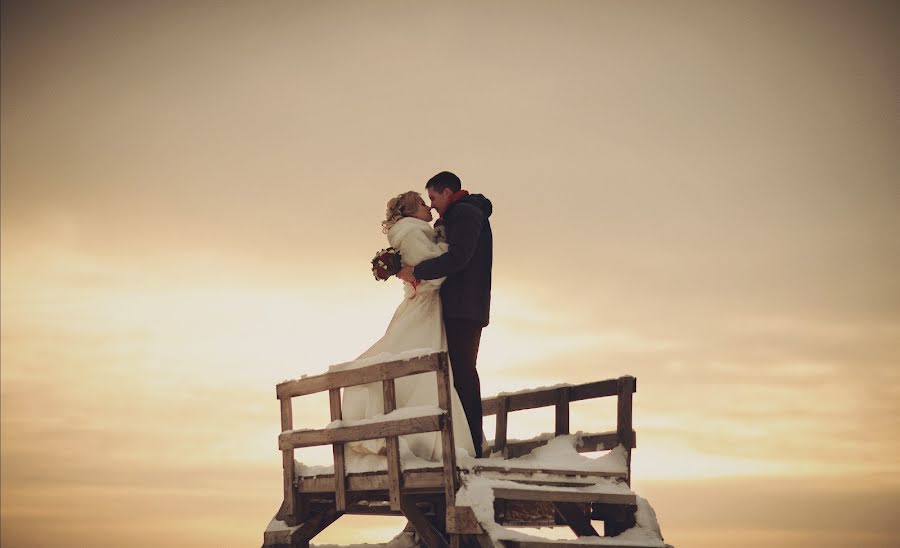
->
xmin=275 ymin=352 xmax=459 ymax=527
xmin=481 ymin=376 xmax=637 ymax=484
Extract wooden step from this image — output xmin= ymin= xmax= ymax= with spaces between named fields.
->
xmin=471 ymin=463 xmax=627 ymax=479
xmin=499 ymin=541 xmax=666 ymax=548
xmin=493 ymin=486 xmax=636 ymax=506
xmin=483 ymin=430 xmax=636 ymax=459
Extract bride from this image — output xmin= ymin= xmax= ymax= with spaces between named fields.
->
xmin=340 ymin=191 xmax=476 ymax=462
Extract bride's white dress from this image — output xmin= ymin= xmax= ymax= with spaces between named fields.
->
xmin=341 ymin=217 xmax=476 ymax=461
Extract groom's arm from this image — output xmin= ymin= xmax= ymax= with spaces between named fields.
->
xmin=413 ymin=203 xmax=484 ymax=281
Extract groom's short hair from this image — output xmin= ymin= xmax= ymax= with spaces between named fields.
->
xmin=426 ymin=171 xmax=461 ymax=193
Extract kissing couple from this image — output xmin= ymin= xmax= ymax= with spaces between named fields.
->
xmin=340 ymin=171 xmax=493 ymax=462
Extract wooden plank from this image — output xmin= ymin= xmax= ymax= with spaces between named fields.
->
xmin=500 ymin=541 xmax=659 ymax=548
xmin=277 ymin=353 xmax=443 ymax=398
xmin=400 ymin=496 xmax=449 ymax=548
xmin=498 ymin=500 xmax=556 ymax=527
xmin=471 ymin=464 xmax=627 ymax=479
xmin=493 ymin=396 xmax=508 ymax=458
xmin=445 ymin=506 xmax=484 ymax=534
xmin=555 ymin=387 xmax=570 ymax=436
xmin=436 ymin=354 xmax=460 ymax=548
xmin=483 ymin=431 xmax=633 ymax=459
xmin=482 ymin=377 xmax=634 ymax=416
xmin=383 ymin=379 xmax=402 ymax=511
xmin=492 ymin=488 xmax=636 ymax=506
xmin=617 ymin=376 xmax=635 ymax=486
xmin=552 ymin=501 xmax=599 ymax=537
xmin=436 ymin=353 xmax=458 ymax=510
xmin=328 ymin=389 xmax=347 ymax=512
xmin=297 ymin=469 xmax=446 ymax=493
xmin=279 ymin=397 xmax=298 ymax=525
xmin=279 ymin=414 xmax=444 ymax=449
xmin=295 ymin=469 xmax=610 ymax=494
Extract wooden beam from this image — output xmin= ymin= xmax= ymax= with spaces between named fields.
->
xmin=482 ymin=377 xmax=635 ymax=416
xmin=328 ymin=389 xmax=347 ymax=512
xmin=555 ymin=387 xmax=570 ymax=436
xmin=435 ymin=353 xmax=460 ymax=548
xmin=296 ymin=471 xmax=615 ymax=494
xmin=277 ymin=353 xmax=443 ymax=398
xmin=492 ymin=487 xmax=636 ymax=506
xmin=552 ymin=501 xmax=599 ymax=537
xmin=500 ymin=541 xmax=656 ymax=548
xmin=279 ymin=397 xmax=298 ymax=526
xmin=294 ymin=507 xmax=342 ymax=543
xmin=279 ymin=414 xmax=445 ymax=450
xmin=383 ymin=379 xmax=402 ymax=511
xmin=445 ymin=506 xmax=484 ymax=534
xmin=493 ymin=396 xmax=508 ymax=458
xmin=400 ymin=496 xmax=449 ymax=548
xmin=470 ymin=464 xmax=627 ymax=479
xmin=483 ymin=430 xmax=634 ymax=459
xmin=617 ymin=376 xmax=636 ymax=486
xmin=297 ymin=469 xmax=446 ymax=494
xmin=435 ymin=353 xmax=459 ymax=507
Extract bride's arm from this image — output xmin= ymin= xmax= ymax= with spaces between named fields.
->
xmin=397 ymin=228 xmax=447 ymax=282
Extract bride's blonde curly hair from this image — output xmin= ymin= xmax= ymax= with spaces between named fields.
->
xmin=382 ymin=191 xmax=424 ymax=233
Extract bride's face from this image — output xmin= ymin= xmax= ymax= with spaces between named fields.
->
xmin=411 ymin=197 xmax=433 ymax=222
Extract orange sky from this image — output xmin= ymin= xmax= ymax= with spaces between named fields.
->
xmin=2 ymin=1 xmax=898 ymax=547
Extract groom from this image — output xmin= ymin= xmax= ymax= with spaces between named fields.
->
xmin=397 ymin=171 xmax=492 ymax=458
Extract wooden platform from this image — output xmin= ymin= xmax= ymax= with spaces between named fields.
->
xmin=263 ymin=351 xmax=667 ymax=548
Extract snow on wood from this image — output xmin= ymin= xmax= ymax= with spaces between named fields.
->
xmin=455 ymin=475 xmax=667 ymax=547
xmin=479 ymin=435 xmax=628 ymax=475
xmin=323 ymin=405 xmax=445 ymax=429
xmin=326 ymin=348 xmax=440 ymax=373
xmin=295 ymin=435 xmax=627 ymax=478
xmin=496 ymin=383 xmax=574 ymax=398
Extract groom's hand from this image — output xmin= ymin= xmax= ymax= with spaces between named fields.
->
xmin=396 ymin=265 xmax=417 ymax=283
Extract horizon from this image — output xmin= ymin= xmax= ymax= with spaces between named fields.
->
xmin=2 ymin=1 xmax=899 ymax=547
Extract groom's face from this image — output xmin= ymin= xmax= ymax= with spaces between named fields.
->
xmin=427 ymin=187 xmax=453 ymax=216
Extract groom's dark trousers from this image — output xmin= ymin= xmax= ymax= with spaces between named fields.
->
xmin=412 ymin=192 xmax=494 ymax=459
xmin=445 ymin=318 xmax=483 ymax=458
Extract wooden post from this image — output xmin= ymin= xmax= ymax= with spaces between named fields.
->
xmin=494 ymin=396 xmax=509 ymax=459
xmin=555 ymin=387 xmax=570 ymax=436
xmin=383 ymin=378 xmax=402 ymax=511
xmin=329 ymin=388 xmax=347 ymax=512
xmin=279 ymin=396 xmax=299 ymax=525
xmin=616 ymin=376 xmax=635 ymax=486
xmin=435 ymin=353 xmax=459 ymax=548
xmin=401 ymin=496 xmax=450 ymax=548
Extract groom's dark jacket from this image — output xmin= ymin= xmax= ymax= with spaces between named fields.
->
xmin=413 ymin=194 xmax=493 ymax=327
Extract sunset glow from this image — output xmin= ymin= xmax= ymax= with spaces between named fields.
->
xmin=3 ymin=1 xmax=899 ymax=547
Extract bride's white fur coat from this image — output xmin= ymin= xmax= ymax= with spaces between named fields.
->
xmin=341 ymin=217 xmax=476 ymax=461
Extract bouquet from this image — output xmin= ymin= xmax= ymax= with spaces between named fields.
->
xmin=371 ymin=247 xmax=402 ymax=281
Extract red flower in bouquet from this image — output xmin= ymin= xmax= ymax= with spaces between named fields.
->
xmin=371 ymin=247 xmax=402 ymax=281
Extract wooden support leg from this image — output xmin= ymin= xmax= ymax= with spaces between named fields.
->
xmin=293 ymin=507 xmax=342 ymax=547
xmin=553 ymin=501 xmax=599 ymax=537
xmin=401 ymin=496 xmax=449 ymax=548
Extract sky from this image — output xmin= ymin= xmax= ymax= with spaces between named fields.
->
xmin=1 ymin=0 xmax=898 ymax=546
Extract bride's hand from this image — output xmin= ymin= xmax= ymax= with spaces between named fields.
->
xmin=396 ymin=265 xmax=417 ymax=283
